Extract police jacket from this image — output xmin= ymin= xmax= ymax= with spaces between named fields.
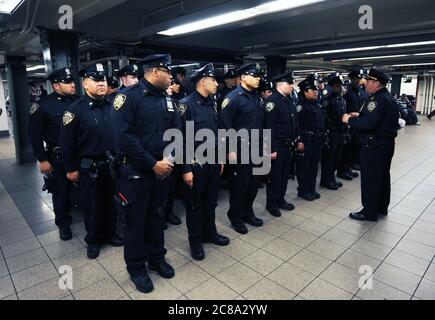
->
xmin=321 ymin=91 xmax=347 ymax=133
xmin=297 ymin=95 xmax=325 ymax=142
xmin=344 ymin=85 xmax=367 ymax=113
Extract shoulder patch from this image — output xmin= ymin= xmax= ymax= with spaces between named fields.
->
xmin=113 ymin=94 xmax=127 ymax=111
xmin=296 ymin=105 xmax=303 ymax=113
xmin=178 ymin=104 xmax=187 ymax=116
xmin=221 ymin=98 xmax=230 ymax=110
xmin=265 ymin=102 xmax=275 ymax=112
xmin=367 ymin=101 xmax=377 ymax=112
xmin=30 ymin=103 xmax=39 ymax=115
xmin=63 ymin=111 xmax=75 ymax=126
xmin=322 ymin=89 xmax=328 ymax=96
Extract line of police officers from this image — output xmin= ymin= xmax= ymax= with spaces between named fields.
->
xmin=28 ymin=53 xmax=398 ymax=294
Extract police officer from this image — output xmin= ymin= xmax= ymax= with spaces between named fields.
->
xmin=296 ymin=74 xmax=325 ymax=201
xmin=107 ymin=76 xmax=120 ymax=102
xmin=265 ymin=71 xmax=303 ymax=217
xmin=117 ymin=64 xmax=139 ymax=89
xmin=111 ymin=54 xmax=179 ymax=293
xmin=342 ymin=69 xmax=367 ymax=178
xmin=28 ymin=67 xmax=77 ymax=241
xmin=179 ymin=64 xmax=230 ymax=260
xmin=60 ymin=63 xmax=123 ymax=259
xmin=320 ymin=72 xmax=347 ymax=190
xmin=342 ymin=68 xmax=398 ymax=222
xmin=259 ymin=76 xmax=273 ymax=100
xmin=317 ymin=77 xmax=330 ymax=100
xmin=217 ymin=69 xmax=237 ymax=108
xmin=219 ymin=63 xmax=265 ymax=235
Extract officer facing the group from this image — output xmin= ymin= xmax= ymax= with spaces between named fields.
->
xmin=180 ymin=63 xmax=230 ymax=261
xmin=342 ymin=68 xmax=398 ymax=222
xmin=117 ymin=64 xmax=139 ymax=89
xmin=28 ymin=67 xmax=77 ymax=241
xmin=219 ymin=63 xmax=265 ymax=235
xmin=111 ymin=54 xmax=180 ymax=293
xmin=265 ymin=71 xmax=303 ymax=217
xmin=60 ymin=63 xmax=123 ymax=259
xmin=296 ymin=74 xmax=326 ymax=201
xmin=320 ymin=72 xmax=347 ymax=190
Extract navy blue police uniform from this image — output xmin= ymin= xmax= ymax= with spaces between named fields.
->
xmin=110 ymin=54 xmax=180 ymax=293
xmin=347 ymin=69 xmax=398 ymax=221
xmin=179 ymin=64 xmax=230 ymax=260
xmin=296 ymin=75 xmax=326 ymax=201
xmin=217 ymin=69 xmax=237 ymax=110
xmin=60 ymin=63 xmax=122 ymax=259
xmin=264 ymin=71 xmax=298 ymax=217
xmin=107 ymin=75 xmax=120 ymax=102
xmin=28 ymin=67 xmax=77 ymax=240
xmin=320 ymin=73 xmax=347 ymax=190
xmin=117 ymin=64 xmax=139 ymax=91
xmin=219 ymin=64 xmax=265 ymax=235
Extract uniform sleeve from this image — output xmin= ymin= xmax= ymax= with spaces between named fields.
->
xmin=219 ymin=96 xmax=238 ymax=155
xmin=348 ymin=98 xmax=384 ymax=132
xmin=27 ymin=104 xmax=49 ymax=162
xmin=181 ymin=103 xmax=193 ymax=174
xmin=265 ymin=99 xmax=279 ymax=153
xmin=60 ymin=106 xmax=80 ymax=172
xmin=110 ymin=93 xmax=158 ymax=171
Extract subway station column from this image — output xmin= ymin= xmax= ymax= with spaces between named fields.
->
xmin=266 ymin=56 xmax=287 ymax=79
xmin=39 ymin=28 xmax=81 ymax=94
xmin=390 ymin=74 xmax=402 ymax=97
xmin=5 ymin=56 xmax=34 ymax=164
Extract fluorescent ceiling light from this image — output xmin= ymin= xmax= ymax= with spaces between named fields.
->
xmin=26 ymin=65 xmax=46 ymax=72
xmin=333 ymin=54 xmax=409 ymax=62
xmin=0 ymin=0 xmax=24 ymax=14
xmin=414 ymin=52 xmax=435 ymax=56
xmin=392 ymin=62 xmax=435 ymax=67
xmin=299 ymin=40 xmax=435 ymax=56
xmin=158 ymin=0 xmax=326 ymax=36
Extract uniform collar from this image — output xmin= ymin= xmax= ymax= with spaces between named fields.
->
xmin=140 ymin=78 xmax=165 ymax=96
xmin=53 ymin=91 xmax=75 ymax=102
xmin=273 ymin=88 xmax=288 ymax=100
xmin=85 ymin=93 xmax=108 ymax=108
xmin=193 ymin=90 xmax=212 ymax=105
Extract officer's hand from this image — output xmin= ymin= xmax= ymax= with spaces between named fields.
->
xmin=39 ymin=161 xmax=53 ymax=175
xmin=342 ymin=114 xmax=351 ymax=124
xmin=183 ymin=172 xmax=194 ymax=188
xmin=153 ymin=159 xmax=173 ymax=177
xmin=228 ymin=152 xmax=237 ymax=162
xmin=297 ymin=143 xmax=305 ymax=152
xmin=220 ymin=164 xmax=225 ymax=176
xmin=67 ymin=171 xmax=80 ymax=182
xmin=271 ymin=152 xmax=277 ymax=160
xmin=350 ymin=112 xmax=360 ymax=117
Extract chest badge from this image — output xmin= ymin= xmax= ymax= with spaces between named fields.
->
xmin=113 ymin=94 xmax=126 ymax=111
xmin=166 ymin=97 xmax=175 ymax=112
xmin=30 ymin=103 xmax=39 ymax=115
xmin=63 ymin=111 xmax=75 ymax=126
xmin=367 ymin=101 xmax=377 ymax=112
xmin=221 ymin=98 xmax=230 ymax=110
xmin=265 ymin=102 xmax=275 ymax=112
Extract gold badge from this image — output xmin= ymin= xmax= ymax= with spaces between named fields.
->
xmin=221 ymin=98 xmax=230 ymax=110
xmin=30 ymin=103 xmax=39 ymax=115
xmin=367 ymin=101 xmax=377 ymax=112
xmin=114 ymin=94 xmax=127 ymax=111
xmin=265 ymin=102 xmax=275 ymax=112
xmin=63 ymin=111 xmax=75 ymax=125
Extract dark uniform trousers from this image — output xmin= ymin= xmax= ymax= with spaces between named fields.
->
xmin=297 ymin=136 xmax=322 ymax=195
xmin=184 ymin=164 xmax=220 ymax=245
xmin=164 ymin=166 xmax=180 ymax=218
xmin=360 ymin=138 xmax=395 ymax=219
xmin=50 ymin=155 xmax=73 ymax=228
xmin=119 ymin=164 xmax=168 ymax=276
xmin=267 ymin=147 xmax=292 ymax=207
xmin=321 ymin=131 xmax=345 ymax=184
xmin=79 ymin=166 xmax=117 ymax=245
xmin=227 ymin=163 xmax=262 ymax=225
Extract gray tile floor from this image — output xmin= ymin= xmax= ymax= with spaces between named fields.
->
xmin=1 ymin=117 xmax=435 ymax=300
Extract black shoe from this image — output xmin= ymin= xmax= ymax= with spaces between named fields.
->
xmin=232 ymin=223 xmax=248 ymax=234
xmin=351 ymin=164 xmax=361 ymax=171
xmin=243 ymin=216 xmax=264 ymax=227
xmin=335 ymin=181 xmax=343 ymax=188
xmin=203 ymin=234 xmax=230 ymax=246
xmin=59 ymin=227 xmax=72 ymax=241
xmin=166 ymin=213 xmax=182 ymax=226
xmin=148 ymin=260 xmax=175 ymax=279
xmin=349 ymin=212 xmax=377 ymax=222
xmin=87 ymin=243 xmax=100 ymax=259
xmin=338 ymin=173 xmax=353 ymax=181
xmin=278 ymin=202 xmax=295 ymax=211
xmin=314 ymin=192 xmax=321 ymax=199
xmin=379 ymin=211 xmax=388 ymax=216
xmin=108 ymin=234 xmax=124 ymax=247
xmin=351 ymin=171 xmax=359 ymax=178
xmin=427 ymin=115 xmax=432 ymax=120
xmin=298 ymin=193 xmax=316 ymax=201
xmin=266 ymin=206 xmax=282 ymax=217
xmin=320 ymin=182 xmax=339 ymax=190
xmin=131 ymin=273 xmax=154 ymax=293
xmin=190 ymin=243 xmax=205 ymax=261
